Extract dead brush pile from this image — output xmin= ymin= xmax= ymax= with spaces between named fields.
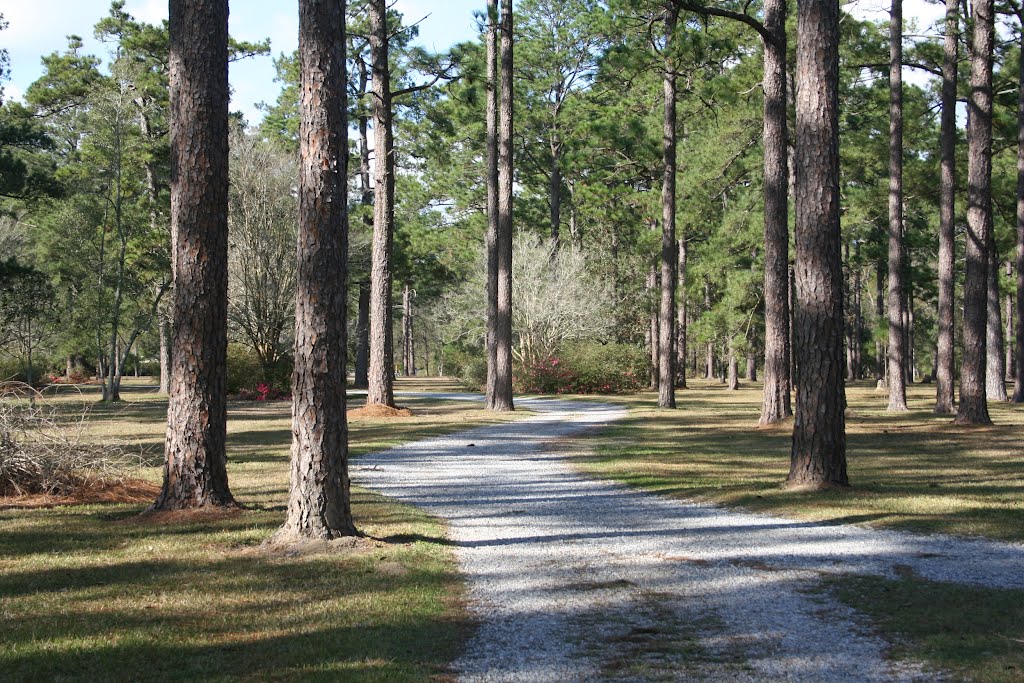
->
xmin=0 ymin=382 xmax=145 ymax=497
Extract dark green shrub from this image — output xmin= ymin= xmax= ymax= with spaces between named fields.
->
xmin=226 ymin=344 xmax=263 ymax=394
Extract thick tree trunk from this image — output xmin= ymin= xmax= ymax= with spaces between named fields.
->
xmin=759 ymin=0 xmax=792 ymax=425
xmin=789 ymin=0 xmax=848 ymax=488
xmin=485 ymin=0 xmax=500 ymax=409
xmin=886 ymin=0 xmax=909 ymax=411
xmin=956 ymin=0 xmax=995 ymax=425
xmin=274 ymin=0 xmax=355 ymax=541
xmin=936 ymin=0 xmax=959 ymax=412
xmin=676 ymin=236 xmax=688 ymax=388
xmin=354 ymin=281 xmax=369 ymax=388
xmin=402 ymin=283 xmax=415 ymax=376
xmin=155 ymin=0 xmax=235 ymax=509
xmin=367 ymin=0 xmax=396 ymax=408
xmin=986 ymin=242 xmax=1007 ymax=400
xmin=493 ymin=0 xmax=515 ymax=411
xmin=658 ymin=5 xmax=678 ymax=409
xmin=746 ymin=350 xmax=757 ymax=381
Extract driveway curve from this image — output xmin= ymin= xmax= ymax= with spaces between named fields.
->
xmin=355 ymin=394 xmax=1024 ymax=682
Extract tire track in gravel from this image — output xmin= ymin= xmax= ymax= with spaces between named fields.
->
xmin=355 ymin=394 xmax=1024 ymax=682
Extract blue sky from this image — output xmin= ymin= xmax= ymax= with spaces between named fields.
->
xmin=1 ymin=0 xmax=948 ymax=123
xmin=0 ymin=0 xmax=483 ymax=124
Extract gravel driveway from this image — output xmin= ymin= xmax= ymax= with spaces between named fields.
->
xmin=356 ymin=394 xmax=1024 ymax=682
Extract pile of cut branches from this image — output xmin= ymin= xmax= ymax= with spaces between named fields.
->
xmin=0 ymin=382 xmax=145 ymax=497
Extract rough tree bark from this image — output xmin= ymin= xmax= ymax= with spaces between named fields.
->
xmin=935 ymin=0 xmax=958 ymax=412
xmin=956 ymin=0 xmax=994 ymax=425
xmin=485 ymin=0 xmax=500 ymax=409
xmin=493 ymin=0 xmax=515 ymax=411
xmin=154 ymin=0 xmax=235 ymax=509
xmin=273 ymin=0 xmax=355 ymax=540
xmin=759 ymin=0 xmax=792 ymax=425
xmin=354 ymin=54 xmax=372 ymax=392
xmin=986 ymin=244 xmax=1007 ymax=400
xmin=658 ymin=3 xmax=678 ymax=409
xmin=366 ymin=0 xmax=396 ymax=408
xmin=886 ymin=0 xmax=909 ymax=411
xmin=788 ymin=0 xmax=848 ymax=488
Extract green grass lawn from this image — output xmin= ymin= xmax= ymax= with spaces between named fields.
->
xmin=0 ymin=377 xmax=507 ymax=682
xmin=5 ymin=375 xmax=1024 ymax=681
xmin=572 ymin=378 xmax=1024 ymax=543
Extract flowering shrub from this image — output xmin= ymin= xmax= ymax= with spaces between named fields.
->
xmin=514 ymin=343 xmax=648 ymax=395
xmin=237 ymin=382 xmax=290 ymax=401
xmin=46 ymin=371 xmax=91 ymax=385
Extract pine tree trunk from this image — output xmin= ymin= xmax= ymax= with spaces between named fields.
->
xmin=1015 ymin=21 xmax=1024 ymax=403
xmin=935 ymin=0 xmax=958 ymax=412
xmin=746 ymin=350 xmax=757 ymax=381
xmin=956 ymin=0 xmax=994 ymax=425
xmin=155 ymin=0 xmax=235 ymax=510
xmin=550 ymin=144 xmax=561 ymax=247
xmin=648 ymin=264 xmax=659 ymax=389
xmin=658 ymin=5 xmax=678 ymax=410
xmin=886 ymin=0 xmax=909 ymax=411
xmin=986 ymin=242 xmax=1007 ymax=400
xmin=1005 ymin=262 xmax=1013 ymax=379
xmin=854 ymin=240 xmax=863 ymax=379
xmin=402 ymin=283 xmax=415 ymax=376
xmin=354 ymin=281 xmax=369 ymax=388
xmin=875 ymin=260 xmax=885 ymax=384
xmin=789 ymin=0 xmax=848 ymax=488
xmin=492 ymin=0 xmax=514 ymax=411
xmin=759 ymin=0 xmax=792 ymax=425
xmin=158 ymin=305 xmax=171 ymax=394
xmin=676 ymin=236 xmax=688 ymax=388
xmin=275 ymin=0 xmax=355 ymax=541
xmin=485 ymin=0 xmax=500 ymax=409
xmin=367 ymin=0 xmax=395 ymax=408
xmin=727 ymin=340 xmax=739 ymax=390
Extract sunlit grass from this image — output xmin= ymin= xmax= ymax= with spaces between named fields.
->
xmin=825 ymin=575 xmax=1024 ymax=683
xmin=0 ymin=377 xmax=504 ymax=682
xmin=570 ymin=379 xmax=1024 ymax=542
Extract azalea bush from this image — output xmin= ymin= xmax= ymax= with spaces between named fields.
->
xmin=237 ymin=383 xmax=291 ymax=401
xmin=228 ymin=344 xmax=292 ymax=400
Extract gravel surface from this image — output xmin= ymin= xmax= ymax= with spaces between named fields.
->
xmin=356 ymin=394 xmax=1024 ymax=682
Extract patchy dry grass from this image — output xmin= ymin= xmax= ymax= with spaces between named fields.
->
xmin=0 ymin=377 xmax=504 ymax=682
xmin=572 ymin=379 xmax=1024 ymax=543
